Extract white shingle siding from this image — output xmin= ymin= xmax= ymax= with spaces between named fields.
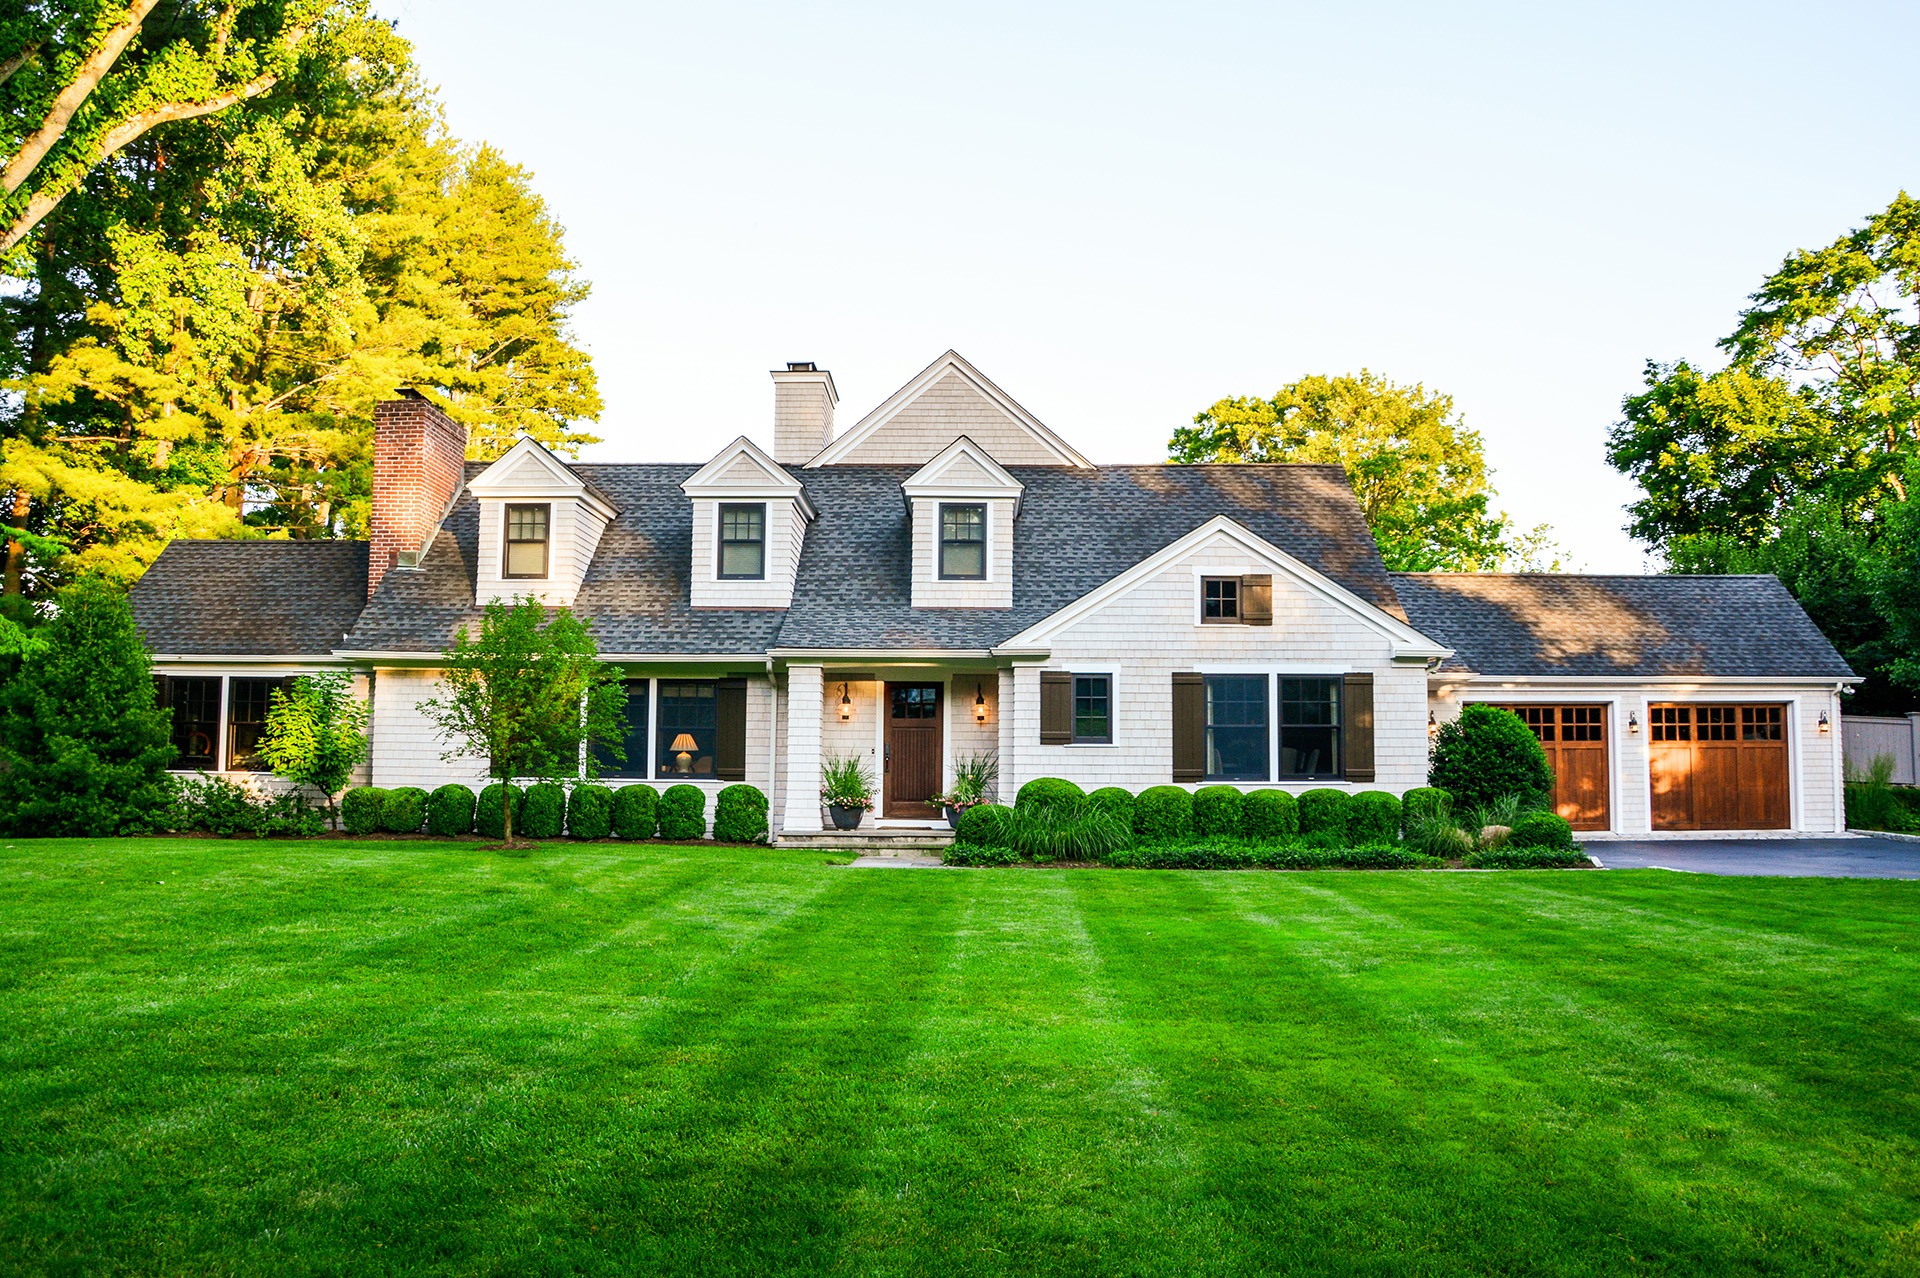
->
xmin=1431 ymin=679 xmax=1846 ymax=834
xmin=837 ymin=370 xmax=1076 ymax=466
xmin=688 ymin=497 xmax=807 ymax=609
xmin=909 ymin=497 xmax=1014 ymax=608
xmin=474 ymin=497 xmax=608 ymax=608
xmin=1010 ymin=541 xmax=1429 ymax=794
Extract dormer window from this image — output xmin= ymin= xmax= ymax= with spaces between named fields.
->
xmin=718 ymin=503 xmax=767 ymax=580
xmin=940 ymin=503 xmax=987 ymax=580
xmin=505 ymin=504 xmax=551 ymax=579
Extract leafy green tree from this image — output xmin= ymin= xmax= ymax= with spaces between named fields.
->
xmin=1607 ymin=193 xmax=1920 ymax=709
xmin=1169 ymin=370 xmax=1519 ymax=571
xmin=421 ymin=598 xmax=626 ymax=846
xmin=258 ymin=671 xmax=367 ymax=827
xmin=0 ymin=576 xmax=175 ymax=834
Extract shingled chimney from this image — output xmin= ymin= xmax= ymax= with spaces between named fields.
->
xmin=368 ymin=390 xmax=468 ymax=598
xmin=771 ymin=361 xmax=837 ymax=464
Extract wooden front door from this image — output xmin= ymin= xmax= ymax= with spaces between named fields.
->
xmin=1649 ymin=704 xmax=1790 ymax=830
xmin=884 ymin=682 xmax=943 ymax=818
xmin=1495 ymin=704 xmax=1610 ymax=830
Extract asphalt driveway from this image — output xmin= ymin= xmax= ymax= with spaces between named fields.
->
xmin=1588 ymin=835 xmax=1920 ymax=878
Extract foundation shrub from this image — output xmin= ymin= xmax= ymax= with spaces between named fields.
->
xmin=1192 ymin=785 xmax=1245 ymax=837
xmin=612 ymin=784 xmax=659 ymax=839
xmin=1430 ymin=704 xmax=1555 ymax=812
xmin=475 ymin=783 xmax=524 ymax=841
xmin=1086 ymin=787 xmax=1136 ymax=831
xmin=1400 ymin=786 xmax=1453 ymax=834
xmin=658 ymin=784 xmax=706 ymax=840
xmin=340 ymin=786 xmax=387 ymax=836
xmin=520 ymin=783 xmax=567 ymax=839
xmin=1132 ymin=785 xmax=1193 ymax=843
xmin=954 ymin=802 xmax=1015 ymax=848
xmin=1297 ymin=788 xmax=1353 ymax=838
xmin=1241 ymin=789 xmax=1299 ymax=841
xmin=1466 ymin=843 xmax=1590 ymax=869
xmin=425 ymin=784 xmax=476 ymax=836
xmin=943 ymin=842 xmax=1023 ymax=867
xmin=713 ymin=784 xmax=769 ymax=844
xmin=379 ymin=786 xmax=428 ymax=834
xmin=1507 ymin=810 xmax=1576 ymax=851
xmin=1016 ymin=777 xmax=1086 ymax=817
xmin=1349 ymin=791 xmax=1402 ymax=844
xmin=566 ymin=784 xmax=614 ymax=839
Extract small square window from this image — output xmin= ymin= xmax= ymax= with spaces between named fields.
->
xmin=719 ymin=503 xmax=766 ymax=580
xmin=1073 ymin=674 xmax=1111 ymax=743
xmin=940 ymin=504 xmax=986 ymax=580
xmin=505 ymin=504 xmax=550 ymax=579
xmin=1202 ymin=577 xmax=1240 ymax=622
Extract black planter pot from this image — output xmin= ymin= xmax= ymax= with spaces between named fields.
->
xmin=942 ymin=804 xmax=961 ymax=829
xmin=828 ymin=804 xmax=865 ymax=830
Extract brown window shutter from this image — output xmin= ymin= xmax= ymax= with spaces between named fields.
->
xmin=1040 ymin=671 xmax=1072 ymax=745
xmin=715 ymin=677 xmax=749 ymax=781
xmin=1172 ymin=672 xmax=1205 ymax=782
xmin=1342 ymin=672 xmax=1375 ymax=782
xmin=1240 ymin=574 xmax=1273 ymax=626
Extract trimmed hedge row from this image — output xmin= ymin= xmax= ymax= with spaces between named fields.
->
xmin=331 ymin=781 xmax=771 ymax=843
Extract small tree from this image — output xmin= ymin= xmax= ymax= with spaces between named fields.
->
xmin=259 ymin=673 xmax=370 ymax=829
xmin=0 ymin=579 xmax=175 ymax=835
xmin=1429 ymin=704 xmax=1555 ymax=814
xmin=422 ymin=597 xmax=627 ymax=846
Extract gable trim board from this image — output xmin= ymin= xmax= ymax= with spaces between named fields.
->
xmin=469 ymin=434 xmax=619 ymax=521
xmin=806 ymin=350 xmax=1095 ymax=469
xmin=997 ymin=515 xmax=1451 ymax=661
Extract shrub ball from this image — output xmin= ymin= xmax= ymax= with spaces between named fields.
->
xmin=1241 ymin=789 xmax=1299 ymax=841
xmin=567 ymin=784 xmax=615 ymax=839
xmin=1192 ymin=785 xmax=1245 ymax=837
xmin=519 ymin=783 xmax=567 ymax=839
xmin=475 ymin=783 xmax=524 ymax=841
xmin=612 ymin=784 xmax=659 ymax=839
xmin=340 ymin=786 xmax=387 ymax=836
xmin=1429 ymin=705 xmax=1555 ymax=813
xmin=1132 ymin=786 xmax=1194 ymax=843
xmin=1399 ymin=786 xmax=1452 ymax=834
xmin=1349 ymin=791 xmax=1402 ymax=844
xmin=379 ymin=786 xmax=428 ymax=834
xmin=955 ymin=802 xmax=1016 ymax=848
xmin=1297 ymin=788 xmax=1354 ymax=839
xmin=425 ymin=784 xmax=476 ymax=837
xmin=1016 ymin=777 xmax=1087 ymax=817
xmin=659 ymin=784 xmax=707 ymax=840
xmin=1507 ymin=810 xmax=1576 ymax=851
xmin=713 ymin=784 xmax=770 ymax=844
xmin=1086 ymin=787 xmax=1136 ymax=831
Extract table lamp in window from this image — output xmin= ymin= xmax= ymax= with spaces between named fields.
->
xmin=669 ymin=733 xmax=699 ymax=774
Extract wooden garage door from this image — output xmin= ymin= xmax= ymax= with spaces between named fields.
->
xmin=1494 ymin=705 xmax=1610 ymax=830
xmin=1649 ymin=704 xmax=1789 ymax=830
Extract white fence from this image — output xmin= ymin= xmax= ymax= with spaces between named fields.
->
xmin=1842 ymin=714 xmax=1920 ymax=785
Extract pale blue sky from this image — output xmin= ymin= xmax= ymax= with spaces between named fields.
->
xmin=388 ymin=1 xmax=1918 ymax=570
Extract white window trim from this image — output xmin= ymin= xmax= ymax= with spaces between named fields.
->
xmin=715 ymin=501 xmax=770 ymax=583
xmin=936 ymin=501 xmax=991 ymax=584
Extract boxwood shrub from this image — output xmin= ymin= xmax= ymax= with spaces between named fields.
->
xmin=1192 ymin=785 xmax=1245 ymax=837
xmin=519 ymin=783 xmax=567 ymax=839
xmin=1349 ymin=791 xmax=1402 ymax=844
xmin=341 ymin=786 xmax=387 ymax=836
xmin=1086 ymin=786 xmax=1135 ymax=832
xmin=713 ymin=784 xmax=769 ymax=844
xmin=1016 ymin=777 xmax=1086 ymax=816
xmin=1508 ymin=810 xmax=1575 ymax=851
xmin=1241 ymin=789 xmax=1298 ymax=841
xmin=1430 ymin=704 xmax=1555 ymax=812
xmin=943 ymin=842 xmax=1022 ymax=867
xmin=1400 ymin=786 xmax=1452 ymax=833
xmin=567 ymin=784 xmax=615 ymax=839
xmin=1133 ymin=785 xmax=1193 ymax=842
xmin=955 ymin=802 xmax=1016 ymax=848
xmin=658 ymin=784 xmax=706 ymax=840
xmin=1297 ymin=788 xmax=1353 ymax=838
xmin=475 ymin=783 xmax=524 ymax=840
xmin=612 ymin=784 xmax=659 ymax=839
xmin=1465 ymin=843 xmax=1590 ymax=869
xmin=378 ymin=786 xmax=428 ymax=834
xmin=426 ymin=784 xmax=476 ymax=836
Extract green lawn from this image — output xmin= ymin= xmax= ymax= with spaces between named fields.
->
xmin=2 ymin=840 xmax=1918 ymax=1276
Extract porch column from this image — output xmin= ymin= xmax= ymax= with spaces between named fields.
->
xmin=997 ymin=667 xmax=1016 ymax=803
xmin=781 ymin=663 xmax=824 ymax=833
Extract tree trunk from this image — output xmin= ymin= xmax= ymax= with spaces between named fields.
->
xmin=502 ymin=779 xmax=514 ymax=846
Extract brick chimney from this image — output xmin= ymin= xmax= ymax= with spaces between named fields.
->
xmin=368 ymin=390 xmax=468 ymax=597
xmin=771 ymin=361 xmax=837 ymax=464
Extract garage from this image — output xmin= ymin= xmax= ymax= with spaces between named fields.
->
xmin=1648 ymin=703 xmax=1789 ymax=830
xmin=1493 ymin=704 xmax=1610 ymax=830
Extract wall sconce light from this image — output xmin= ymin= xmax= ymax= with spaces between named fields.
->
xmin=1426 ymin=711 xmax=1437 ymax=739
xmin=974 ymin=682 xmax=989 ymax=724
xmin=1627 ymin=711 xmax=1640 ymax=735
xmin=838 ymin=683 xmax=853 ymax=722
xmin=1818 ymin=710 xmax=1830 ymax=733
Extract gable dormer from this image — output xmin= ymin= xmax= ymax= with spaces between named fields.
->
xmin=805 ymin=350 xmax=1095 ymax=469
xmin=902 ymin=437 xmax=1022 ymax=609
xmin=682 ymin=436 xmax=815 ymax=609
xmin=468 ymin=435 xmax=618 ymax=608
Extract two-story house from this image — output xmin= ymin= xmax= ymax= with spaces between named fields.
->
xmin=130 ymin=351 xmax=1857 ymax=838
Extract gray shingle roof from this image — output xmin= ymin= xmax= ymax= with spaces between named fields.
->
xmin=131 ymin=540 xmax=370 ymax=656
xmin=337 ymin=460 xmax=1402 ymax=655
xmin=1390 ymin=573 xmax=1855 ymax=679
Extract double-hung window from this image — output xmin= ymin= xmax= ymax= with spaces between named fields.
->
xmin=505 ymin=504 xmax=550 ymax=579
xmin=1204 ymin=674 xmax=1268 ymax=781
xmin=939 ymin=503 xmax=987 ymax=580
xmin=593 ymin=679 xmax=652 ymax=778
xmin=1278 ymin=678 xmax=1342 ymax=779
xmin=718 ymin=503 xmax=766 ymax=580
xmin=1073 ymin=674 xmax=1112 ymax=744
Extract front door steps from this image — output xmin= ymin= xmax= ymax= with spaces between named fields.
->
xmin=777 ymin=826 xmax=955 ymax=853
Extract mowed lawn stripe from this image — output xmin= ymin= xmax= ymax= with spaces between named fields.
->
xmin=828 ymin=872 xmax=1225 ymax=1277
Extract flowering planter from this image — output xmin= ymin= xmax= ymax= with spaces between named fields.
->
xmin=942 ymin=804 xmax=961 ymax=829
xmin=828 ymin=804 xmax=866 ymax=831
